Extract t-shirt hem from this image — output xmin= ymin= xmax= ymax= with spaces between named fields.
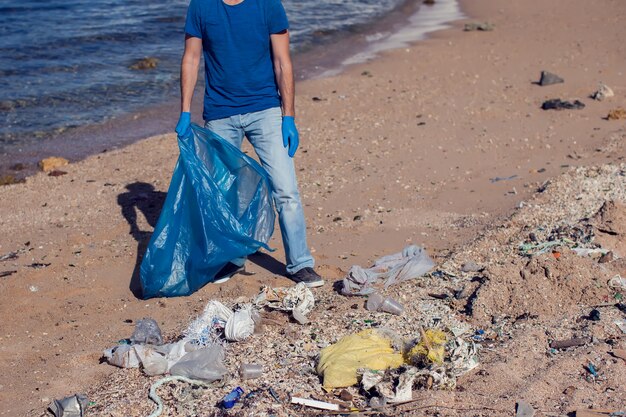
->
xmin=203 ymin=101 xmax=282 ymax=122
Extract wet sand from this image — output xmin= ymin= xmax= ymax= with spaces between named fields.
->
xmin=0 ymin=0 xmax=625 ymax=415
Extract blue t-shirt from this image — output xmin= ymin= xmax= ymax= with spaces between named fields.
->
xmin=185 ymin=0 xmax=289 ymax=121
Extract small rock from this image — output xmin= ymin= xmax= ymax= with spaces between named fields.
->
xmin=338 ymin=389 xmax=353 ymax=402
xmin=598 ymin=251 xmax=613 ymax=263
xmin=588 ymin=309 xmax=601 ymax=321
xmin=129 ymin=57 xmax=159 ymax=70
xmin=538 ymin=71 xmax=564 ymax=86
xmin=541 ymin=99 xmax=585 ymax=110
xmin=464 ymin=22 xmax=495 ymax=32
xmin=461 ymin=261 xmax=481 ymax=273
xmin=591 ymin=83 xmax=614 ymax=101
xmin=607 ymin=108 xmax=626 ymax=120
xmin=39 ymin=157 xmax=69 ymax=173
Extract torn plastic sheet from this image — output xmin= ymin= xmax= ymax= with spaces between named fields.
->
xmin=48 ymin=394 xmax=88 ymax=417
xmin=254 ymin=282 xmax=315 ymax=323
xmin=342 ymin=245 xmax=435 ymax=296
xmin=169 ymin=344 xmax=227 ymax=381
xmin=185 ymin=300 xmax=257 ymax=344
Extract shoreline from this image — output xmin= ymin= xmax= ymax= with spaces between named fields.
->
xmin=1 ymin=0 xmax=625 ymax=415
xmin=0 ymin=0 xmax=463 ymax=183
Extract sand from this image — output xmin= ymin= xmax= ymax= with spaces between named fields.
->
xmin=0 ymin=0 xmax=625 ymax=415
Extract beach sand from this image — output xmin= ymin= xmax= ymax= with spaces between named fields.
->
xmin=0 ymin=0 xmax=625 ymax=415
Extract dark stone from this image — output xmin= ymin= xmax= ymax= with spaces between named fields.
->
xmin=538 ymin=71 xmax=564 ymax=86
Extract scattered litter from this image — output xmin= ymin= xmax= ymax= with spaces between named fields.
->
xmin=130 ymin=318 xmax=163 ymax=345
xmin=342 ymin=245 xmax=435 ymax=296
xmin=591 ymin=83 xmax=614 ymax=101
xmin=221 ymin=387 xmax=244 ymax=409
xmin=615 ymin=318 xmax=626 ymax=334
xmin=317 ymin=329 xmax=404 ymax=389
xmin=608 ymin=275 xmax=626 ymax=291
xmin=607 ymin=108 xmax=626 ymax=120
xmin=464 ymin=22 xmax=494 ymax=31
xmin=549 ymin=337 xmax=589 ymax=350
xmin=586 ymin=362 xmax=598 ymax=377
xmin=48 ymin=394 xmax=88 ymax=417
xmin=169 ymin=344 xmax=227 ymax=381
xmin=575 ymin=409 xmax=625 ymax=417
xmin=538 ymin=71 xmax=564 ymax=86
xmin=291 ymin=397 xmax=341 ymax=411
xmin=587 ymin=309 xmax=601 ymax=321
xmin=541 ymin=99 xmax=585 ymax=110
xmin=147 ymin=375 xmax=217 ymax=417
xmin=254 ymin=282 xmax=314 ymax=324
xmin=516 ymin=400 xmax=535 ymax=417
xmin=366 ymin=292 xmax=404 ymax=315
xmin=268 ymin=387 xmax=281 ymax=403
xmin=0 ymin=270 xmax=17 ymax=278
xmin=490 ymin=174 xmax=518 ymax=183
xmin=27 ymin=262 xmax=50 ymax=269
xmin=519 ymin=238 xmax=575 ymax=256
xmin=185 ymin=300 xmax=258 ymax=343
xmin=361 ymin=369 xmax=385 ymax=391
xmin=387 ymin=366 xmax=417 ymax=403
xmin=408 ymin=328 xmax=447 ymax=365
xmin=369 ymin=396 xmax=386 ymax=409
xmin=240 ymin=363 xmax=263 ymax=380
xmin=103 ymin=344 xmax=142 ymax=368
xmin=29 ymin=285 xmax=38 ymax=292
xmin=571 ymin=248 xmax=608 ymax=257
xmin=0 ymin=251 xmax=19 ymax=262
xmin=598 ymin=251 xmax=613 ymax=263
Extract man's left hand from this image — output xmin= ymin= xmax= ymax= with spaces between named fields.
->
xmin=281 ymin=116 xmax=299 ymax=158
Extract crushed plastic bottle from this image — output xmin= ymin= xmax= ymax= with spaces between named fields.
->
xmin=222 ymin=387 xmax=244 ymax=409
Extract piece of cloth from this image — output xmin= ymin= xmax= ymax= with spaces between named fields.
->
xmin=185 ymin=0 xmax=289 ymax=121
xmin=205 ymin=107 xmax=314 ymax=274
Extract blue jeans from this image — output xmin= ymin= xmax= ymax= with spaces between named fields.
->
xmin=205 ymin=107 xmax=314 ymax=274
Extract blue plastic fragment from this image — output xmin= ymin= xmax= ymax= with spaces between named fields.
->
xmin=222 ymin=387 xmax=244 ymax=409
xmin=586 ymin=362 xmax=598 ymax=377
xmin=140 ymin=124 xmax=275 ymax=298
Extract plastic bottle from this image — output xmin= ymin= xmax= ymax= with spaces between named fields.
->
xmin=222 ymin=387 xmax=244 ymax=409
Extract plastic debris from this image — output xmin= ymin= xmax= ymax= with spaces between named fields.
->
xmin=342 ymin=245 xmax=435 ymax=296
xmin=147 ymin=375 xmax=217 ymax=417
xmin=519 ymin=238 xmax=575 ymax=256
xmin=240 ymin=363 xmax=263 ymax=380
xmin=387 ymin=366 xmax=417 ymax=403
xmin=615 ymin=318 xmax=626 ymax=334
xmin=291 ymin=397 xmax=341 ymax=411
xmin=130 ymin=318 xmax=163 ymax=345
xmin=571 ymin=248 xmax=608 ymax=257
xmin=541 ymin=99 xmax=585 ymax=110
xmin=103 ymin=344 xmax=142 ymax=368
xmin=169 ymin=344 xmax=227 ymax=381
xmin=222 ymin=387 xmax=244 ymax=409
xmin=591 ymin=83 xmax=614 ymax=101
xmin=48 ymin=394 xmax=88 ymax=417
xmin=361 ymin=369 xmax=385 ymax=391
xmin=586 ymin=362 xmax=598 ymax=377
xmin=185 ymin=300 xmax=257 ymax=343
xmin=366 ymin=292 xmax=404 ymax=315
xmin=254 ymin=282 xmax=314 ymax=324
xmin=608 ymin=275 xmax=626 ymax=291
xmin=516 ymin=400 xmax=536 ymax=417
xmin=317 ymin=329 xmax=404 ymax=389
xmin=408 ymin=328 xmax=448 ymax=365
xmin=538 ymin=71 xmax=564 ymax=86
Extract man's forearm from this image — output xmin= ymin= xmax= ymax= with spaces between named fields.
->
xmin=180 ymin=52 xmax=200 ymax=113
xmin=275 ymin=61 xmax=295 ymax=117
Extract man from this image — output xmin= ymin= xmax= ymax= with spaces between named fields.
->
xmin=175 ymin=0 xmax=324 ymax=288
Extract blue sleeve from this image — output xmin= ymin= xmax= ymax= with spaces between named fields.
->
xmin=184 ymin=0 xmax=203 ymax=38
xmin=265 ymin=0 xmax=289 ymax=34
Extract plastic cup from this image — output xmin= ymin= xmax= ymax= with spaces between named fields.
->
xmin=366 ymin=292 xmax=384 ymax=311
xmin=380 ymin=297 xmax=404 ymax=315
xmin=240 ymin=363 xmax=263 ymax=380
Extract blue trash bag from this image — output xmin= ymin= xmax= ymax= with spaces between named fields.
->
xmin=140 ymin=123 xmax=275 ymax=298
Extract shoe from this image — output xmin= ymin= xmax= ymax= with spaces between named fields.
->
xmin=213 ymin=262 xmax=245 ymax=284
xmin=287 ymin=267 xmax=325 ymax=288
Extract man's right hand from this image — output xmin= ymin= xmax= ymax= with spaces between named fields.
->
xmin=175 ymin=112 xmax=192 ymax=138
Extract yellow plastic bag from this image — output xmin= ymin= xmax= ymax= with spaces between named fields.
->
xmin=317 ymin=329 xmax=404 ymax=389
xmin=408 ymin=328 xmax=448 ymax=365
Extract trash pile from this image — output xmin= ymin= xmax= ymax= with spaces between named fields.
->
xmin=91 ymin=245 xmax=483 ymax=415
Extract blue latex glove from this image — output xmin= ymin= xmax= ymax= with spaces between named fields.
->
xmin=281 ymin=116 xmax=299 ymax=158
xmin=175 ymin=112 xmax=191 ymax=138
